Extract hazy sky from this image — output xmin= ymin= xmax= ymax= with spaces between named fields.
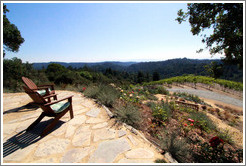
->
xmin=3 ymin=2 xmax=223 ymax=63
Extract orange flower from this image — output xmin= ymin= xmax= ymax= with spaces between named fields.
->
xmin=190 ymin=123 xmax=194 ymax=126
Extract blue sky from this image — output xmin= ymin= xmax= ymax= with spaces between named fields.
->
xmin=3 ymin=2 xmax=223 ymax=63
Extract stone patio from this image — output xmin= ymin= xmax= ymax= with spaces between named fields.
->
xmin=2 ymin=90 xmax=166 ymax=163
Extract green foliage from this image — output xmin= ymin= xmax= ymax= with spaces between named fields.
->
xmin=148 ymin=75 xmax=243 ymax=91
xmin=144 ymin=85 xmax=169 ymax=95
xmin=83 ymin=84 xmax=100 ymax=99
xmin=114 ymin=103 xmax=142 ymax=128
xmin=193 ymin=142 xmax=243 ymax=163
xmin=154 ymin=159 xmax=167 ymax=163
xmin=176 ymin=3 xmax=243 ymax=68
xmin=3 ymin=4 xmax=24 ymax=57
xmin=152 ymin=71 xmax=160 ymax=81
xmin=217 ymin=129 xmax=234 ymax=145
xmin=204 ymin=62 xmax=223 ymax=79
xmin=96 ymin=84 xmax=120 ymax=107
xmin=80 ymin=71 xmax=93 ymax=80
xmin=151 ymin=101 xmax=172 ymax=123
xmin=173 ymin=92 xmax=204 ymax=104
xmin=84 ymin=84 xmax=119 ymax=107
xmin=160 ymin=130 xmax=190 ymax=163
xmin=189 ymin=112 xmax=215 ymax=132
xmin=3 ymin=57 xmax=49 ymax=92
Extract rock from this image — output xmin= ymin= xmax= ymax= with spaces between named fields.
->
xmin=118 ymin=130 xmax=127 ymax=137
xmin=72 ymin=126 xmax=91 ymax=147
xmin=61 ymin=147 xmax=91 ymax=163
xmin=86 ymin=108 xmax=101 ymax=118
xmin=102 ymin=105 xmax=114 ymax=118
xmin=127 ymin=135 xmax=138 ymax=146
xmin=68 ymin=115 xmax=86 ymax=125
xmin=86 ymin=118 xmax=106 ymax=124
xmin=164 ymin=152 xmax=178 ymax=163
xmin=65 ymin=125 xmax=76 ymax=138
xmin=34 ymin=138 xmax=70 ymax=157
xmin=89 ymin=138 xmax=131 ymax=163
xmin=119 ymin=158 xmax=154 ymax=163
xmin=201 ymin=105 xmax=207 ymax=110
xmin=125 ymin=148 xmax=154 ymax=159
xmin=92 ymin=122 xmax=108 ymax=129
xmin=93 ymin=128 xmax=116 ymax=142
xmin=4 ymin=143 xmax=37 ymax=162
xmin=3 ymin=123 xmax=19 ymax=135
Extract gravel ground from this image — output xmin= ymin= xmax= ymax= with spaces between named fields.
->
xmin=167 ymin=88 xmax=243 ymax=108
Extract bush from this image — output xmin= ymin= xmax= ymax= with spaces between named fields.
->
xmin=151 ymin=101 xmax=172 ymax=123
xmin=83 ymin=84 xmax=119 ymax=107
xmin=189 ymin=112 xmax=215 ymax=132
xmin=97 ymin=84 xmax=120 ymax=107
xmin=83 ymin=84 xmax=100 ymax=99
xmin=160 ymin=130 xmax=191 ymax=163
xmin=114 ymin=103 xmax=142 ymax=128
xmin=156 ymin=86 xmax=169 ymax=95
xmin=193 ymin=141 xmax=243 ymax=163
xmin=217 ymin=129 xmax=234 ymax=145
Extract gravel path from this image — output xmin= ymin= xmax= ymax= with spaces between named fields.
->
xmin=167 ymin=88 xmax=243 ymax=108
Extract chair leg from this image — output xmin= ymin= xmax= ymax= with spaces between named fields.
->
xmin=40 ymin=109 xmax=68 ymax=137
xmin=69 ymin=105 xmax=74 ymax=119
xmin=26 ymin=112 xmax=46 ymax=131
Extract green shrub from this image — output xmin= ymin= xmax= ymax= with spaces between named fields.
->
xmin=97 ymin=84 xmax=120 ymax=107
xmin=156 ymin=86 xmax=169 ymax=95
xmin=189 ymin=112 xmax=215 ymax=132
xmin=193 ymin=141 xmax=243 ymax=163
xmin=151 ymin=101 xmax=172 ymax=123
xmin=217 ymin=129 xmax=234 ymax=145
xmin=83 ymin=84 xmax=119 ymax=107
xmin=83 ymin=84 xmax=100 ymax=99
xmin=160 ymin=130 xmax=191 ymax=163
xmin=155 ymin=159 xmax=167 ymax=163
xmin=114 ymin=103 xmax=142 ymax=128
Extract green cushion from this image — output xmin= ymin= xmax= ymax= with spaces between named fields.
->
xmin=37 ymin=88 xmax=51 ymax=96
xmin=50 ymin=101 xmax=70 ymax=114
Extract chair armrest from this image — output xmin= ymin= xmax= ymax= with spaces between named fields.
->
xmin=38 ymin=84 xmax=55 ymax=88
xmin=43 ymin=93 xmax=57 ymax=99
xmin=44 ymin=95 xmax=73 ymax=106
xmin=32 ymin=87 xmax=50 ymax=90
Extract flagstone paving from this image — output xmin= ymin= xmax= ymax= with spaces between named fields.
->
xmin=2 ymin=90 xmax=166 ymax=163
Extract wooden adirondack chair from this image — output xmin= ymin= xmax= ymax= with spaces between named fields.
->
xmin=22 ymin=77 xmax=57 ymax=101
xmin=23 ymin=86 xmax=74 ymax=137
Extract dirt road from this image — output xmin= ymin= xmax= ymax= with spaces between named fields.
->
xmin=167 ymin=88 xmax=243 ymax=108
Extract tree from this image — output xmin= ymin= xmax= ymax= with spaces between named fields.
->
xmin=3 ymin=4 xmax=25 ymax=57
xmin=176 ymin=3 xmax=243 ymax=68
xmin=46 ymin=63 xmax=67 ymax=81
xmin=152 ymin=71 xmax=160 ymax=81
xmin=204 ymin=61 xmax=223 ymax=79
xmin=137 ymin=71 xmax=145 ymax=83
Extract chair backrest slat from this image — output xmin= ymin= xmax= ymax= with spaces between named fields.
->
xmin=23 ymin=86 xmax=46 ymax=104
xmin=22 ymin=77 xmax=37 ymax=90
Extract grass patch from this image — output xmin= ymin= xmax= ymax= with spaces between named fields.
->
xmin=189 ymin=112 xmax=215 ymax=133
xmin=114 ymin=103 xmax=142 ymax=128
xmin=84 ymin=84 xmax=120 ymax=107
xmin=159 ymin=130 xmax=191 ymax=163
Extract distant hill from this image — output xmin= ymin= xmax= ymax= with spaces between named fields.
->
xmin=32 ymin=61 xmax=137 ymax=70
xmin=32 ymin=58 xmax=243 ymax=82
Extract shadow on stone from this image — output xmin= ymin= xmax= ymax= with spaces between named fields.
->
xmin=3 ymin=102 xmax=39 ymax=115
xmin=3 ymin=119 xmax=65 ymax=158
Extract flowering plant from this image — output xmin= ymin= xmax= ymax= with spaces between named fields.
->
xmin=209 ymin=136 xmax=224 ymax=147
